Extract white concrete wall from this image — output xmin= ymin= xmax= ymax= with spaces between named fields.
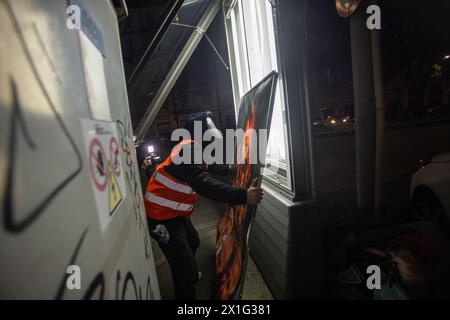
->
xmin=0 ymin=0 xmax=159 ymax=299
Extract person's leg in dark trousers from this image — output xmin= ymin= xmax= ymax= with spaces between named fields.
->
xmin=148 ymin=217 xmax=200 ymax=300
xmin=185 ymin=218 xmax=200 ymax=255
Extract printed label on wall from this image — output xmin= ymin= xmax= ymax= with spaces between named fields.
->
xmin=81 ymin=119 xmax=126 ymax=232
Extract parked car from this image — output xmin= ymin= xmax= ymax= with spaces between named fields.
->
xmin=410 ymin=153 xmax=450 ymax=221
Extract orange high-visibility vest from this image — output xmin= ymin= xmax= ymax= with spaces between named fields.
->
xmin=144 ymin=140 xmax=200 ymax=220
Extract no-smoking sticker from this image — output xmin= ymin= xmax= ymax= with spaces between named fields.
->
xmin=82 ymin=119 xmax=127 ymax=232
xmin=109 ymin=136 xmax=121 ymax=177
xmin=89 ymin=138 xmax=107 ymax=191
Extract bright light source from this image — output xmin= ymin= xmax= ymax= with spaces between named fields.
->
xmin=444 ymin=55 xmax=450 ymax=60
xmin=342 ymin=118 xmax=347 ymax=123
xmin=148 ymin=145 xmax=154 ymax=153
xmin=331 ymin=119 xmax=337 ymax=124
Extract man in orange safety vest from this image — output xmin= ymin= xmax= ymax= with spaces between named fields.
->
xmin=144 ymin=112 xmax=263 ymax=300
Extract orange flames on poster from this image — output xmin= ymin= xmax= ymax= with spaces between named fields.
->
xmin=216 ymin=104 xmax=257 ymax=300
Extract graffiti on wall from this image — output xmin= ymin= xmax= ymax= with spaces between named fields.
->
xmin=117 ymin=117 xmax=152 ymax=260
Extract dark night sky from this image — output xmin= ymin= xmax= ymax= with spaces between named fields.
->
xmin=122 ymin=0 xmax=450 ymax=82
xmin=306 ymin=0 xmax=450 ymax=81
xmin=121 ymin=0 xmax=450 ymax=124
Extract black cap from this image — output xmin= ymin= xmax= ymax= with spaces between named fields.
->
xmin=186 ymin=111 xmax=215 ymax=138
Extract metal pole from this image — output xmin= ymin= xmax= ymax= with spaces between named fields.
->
xmin=371 ymin=27 xmax=385 ymax=215
xmin=350 ymin=6 xmax=376 ymax=212
xmin=443 ymin=59 xmax=449 ymax=107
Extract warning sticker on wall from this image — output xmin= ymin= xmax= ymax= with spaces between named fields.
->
xmin=81 ymin=119 xmax=127 ymax=232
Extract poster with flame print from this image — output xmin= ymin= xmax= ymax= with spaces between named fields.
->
xmin=216 ymin=72 xmax=278 ymax=300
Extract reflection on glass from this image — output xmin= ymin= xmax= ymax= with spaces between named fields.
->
xmin=226 ymin=0 xmax=290 ymax=188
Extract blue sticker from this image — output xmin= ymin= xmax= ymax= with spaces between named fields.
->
xmin=70 ymin=0 xmax=106 ymax=57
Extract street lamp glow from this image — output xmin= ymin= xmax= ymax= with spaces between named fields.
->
xmin=148 ymin=145 xmax=154 ymax=153
xmin=444 ymin=55 xmax=450 ymax=60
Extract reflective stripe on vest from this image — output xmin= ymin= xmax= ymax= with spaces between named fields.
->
xmin=145 ymin=192 xmax=194 ymax=212
xmin=153 ymin=172 xmax=195 ymax=195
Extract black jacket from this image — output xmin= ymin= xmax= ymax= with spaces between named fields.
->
xmin=163 ymin=143 xmax=247 ymax=205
